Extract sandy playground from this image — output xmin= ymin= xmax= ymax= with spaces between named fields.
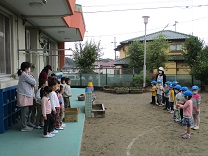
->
xmin=80 ymin=91 xmax=208 ymax=156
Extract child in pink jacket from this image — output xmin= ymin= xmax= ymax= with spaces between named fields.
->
xmin=176 ymin=90 xmax=193 ymax=139
xmin=41 ymin=86 xmax=55 ymax=138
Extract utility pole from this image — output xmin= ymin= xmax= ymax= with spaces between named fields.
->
xmin=111 ymin=37 xmax=117 ymax=60
xmin=173 ymin=21 xmax=178 ymax=32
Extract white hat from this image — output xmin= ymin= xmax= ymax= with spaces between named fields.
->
xmin=159 ymin=67 xmax=164 ymax=71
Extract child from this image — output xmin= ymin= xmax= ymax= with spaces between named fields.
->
xmin=169 ymin=84 xmax=175 ymax=114
xmin=59 ymin=85 xmax=65 ymax=128
xmin=150 ymin=80 xmax=157 ymax=105
xmin=61 ymin=77 xmax=66 ymax=88
xmin=41 ymin=86 xmax=55 ymax=138
xmin=178 ymin=87 xmax=188 ymax=123
xmin=54 ymin=81 xmax=64 ymax=130
xmin=163 ymin=81 xmax=170 ymax=110
xmin=176 ymin=90 xmax=193 ymax=139
xmin=48 ymin=80 xmax=59 ymax=134
xmin=156 ymin=79 xmax=163 ymax=106
xmin=173 ymin=85 xmax=181 ymax=122
xmin=35 ymin=79 xmax=48 ymax=129
xmin=191 ymin=85 xmax=201 ymax=130
xmin=63 ymin=78 xmax=72 ymax=108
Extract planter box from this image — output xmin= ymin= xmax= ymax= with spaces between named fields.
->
xmin=115 ymin=90 xmax=129 ymax=94
xmin=92 ymin=104 xmax=105 ymax=118
xmin=65 ymin=108 xmax=79 ymax=122
xmin=129 ymin=89 xmax=143 ymax=94
xmin=104 ymin=88 xmax=115 ymax=93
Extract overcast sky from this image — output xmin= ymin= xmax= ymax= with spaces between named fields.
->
xmin=65 ymin=0 xmax=208 ymax=59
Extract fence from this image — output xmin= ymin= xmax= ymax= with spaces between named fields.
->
xmin=62 ymin=67 xmax=201 ymax=87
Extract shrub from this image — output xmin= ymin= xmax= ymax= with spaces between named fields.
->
xmin=132 ymin=71 xmax=151 ymax=87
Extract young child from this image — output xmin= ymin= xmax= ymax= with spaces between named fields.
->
xmin=35 ymin=79 xmax=48 ymax=129
xmin=191 ymin=85 xmax=201 ymax=130
xmin=169 ymin=84 xmax=175 ymax=114
xmin=41 ymin=86 xmax=55 ymax=138
xmin=173 ymin=85 xmax=181 ymax=122
xmin=63 ymin=78 xmax=72 ymax=108
xmin=48 ymin=80 xmax=59 ymax=134
xmin=176 ymin=90 xmax=193 ymax=139
xmin=178 ymin=87 xmax=188 ymax=123
xmin=163 ymin=81 xmax=170 ymax=110
xmin=156 ymin=79 xmax=163 ymax=106
xmin=150 ymin=80 xmax=157 ymax=105
xmin=59 ymin=85 xmax=65 ymax=128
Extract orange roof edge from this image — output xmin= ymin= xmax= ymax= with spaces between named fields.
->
xmin=67 ymin=0 xmax=76 ymax=15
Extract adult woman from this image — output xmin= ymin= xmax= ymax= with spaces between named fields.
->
xmin=39 ymin=65 xmax=52 ymax=84
xmin=17 ymin=62 xmax=36 ymax=132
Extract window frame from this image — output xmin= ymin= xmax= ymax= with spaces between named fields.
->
xmin=169 ymin=44 xmax=183 ymax=52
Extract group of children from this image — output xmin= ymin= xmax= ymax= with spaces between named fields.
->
xmin=150 ymin=80 xmax=201 ymax=139
xmin=29 ymin=76 xmax=72 ymax=138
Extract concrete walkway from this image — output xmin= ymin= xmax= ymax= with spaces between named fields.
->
xmin=0 ymin=88 xmax=85 ymax=156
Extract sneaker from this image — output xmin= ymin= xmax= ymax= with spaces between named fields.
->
xmin=43 ymin=134 xmax=53 ymax=138
xmin=61 ymin=123 xmax=66 ymax=128
xmin=55 ymin=127 xmax=64 ymax=130
xmin=181 ymin=132 xmax=187 ymax=137
xmin=27 ymin=122 xmax=35 ymax=127
xmin=158 ymin=104 xmax=163 ymax=107
xmin=191 ymin=125 xmax=195 ymax=129
xmin=35 ymin=126 xmax=42 ymax=129
xmin=175 ymin=119 xmax=180 ymax=122
xmin=48 ymin=133 xmax=55 ymax=137
xmin=182 ymin=133 xmax=190 ymax=139
xmin=193 ymin=126 xmax=199 ymax=130
xmin=51 ymin=130 xmax=58 ymax=134
xmin=169 ymin=111 xmax=174 ymax=114
xmin=21 ymin=126 xmax=33 ymax=132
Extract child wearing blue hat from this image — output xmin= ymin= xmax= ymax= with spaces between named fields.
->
xmin=150 ymin=80 xmax=157 ymax=105
xmin=163 ymin=81 xmax=170 ymax=110
xmin=173 ymin=85 xmax=182 ymax=122
xmin=176 ymin=90 xmax=193 ymax=139
xmin=169 ymin=84 xmax=175 ymax=113
xmin=156 ymin=79 xmax=163 ymax=106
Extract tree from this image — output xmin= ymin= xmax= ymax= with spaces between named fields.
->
xmin=73 ymin=41 xmax=103 ymax=73
xmin=146 ymin=34 xmax=169 ymax=70
xmin=126 ymin=40 xmax=144 ymax=70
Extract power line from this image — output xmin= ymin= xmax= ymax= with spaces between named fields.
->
xmin=85 ymin=16 xmax=208 ymax=37
xmin=83 ymin=4 xmax=208 ymax=13
xmin=83 ymin=0 xmax=193 ymax=8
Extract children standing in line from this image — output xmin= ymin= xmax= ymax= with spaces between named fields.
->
xmin=59 ymin=85 xmax=65 ymax=128
xmin=173 ymin=85 xmax=181 ymax=122
xmin=176 ymin=90 xmax=193 ymax=139
xmin=169 ymin=84 xmax=175 ymax=114
xmin=178 ymin=87 xmax=188 ymax=124
xmin=150 ymin=80 xmax=157 ymax=105
xmin=156 ymin=79 xmax=163 ymax=106
xmin=63 ymin=78 xmax=72 ymax=108
xmin=41 ymin=86 xmax=55 ymax=138
xmin=35 ymin=79 xmax=48 ymax=129
xmin=48 ymin=80 xmax=59 ymax=134
xmin=191 ymin=85 xmax=201 ymax=130
xmin=163 ymin=81 xmax=170 ymax=110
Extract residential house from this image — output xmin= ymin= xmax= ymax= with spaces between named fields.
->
xmin=114 ymin=30 xmax=192 ymax=76
xmin=0 ymin=0 xmax=85 ymax=133
xmin=94 ymin=59 xmax=116 ymax=74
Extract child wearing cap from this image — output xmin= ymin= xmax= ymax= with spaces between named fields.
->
xmin=169 ymin=84 xmax=175 ymax=113
xmin=163 ymin=81 xmax=170 ymax=110
xmin=156 ymin=79 xmax=163 ymax=106
xmin=176 ymin=90 xmax=193 ymax=139
xmin=150 ymin=80 xmax=157 ymax=105
xmin=191 ymin=85 xmax=201 ymax=130
xmin=173 ymin=85 xmax=182 ymax=122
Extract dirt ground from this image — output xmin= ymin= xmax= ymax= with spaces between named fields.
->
xmin=80 ymin=91 xmax=208 ymax=156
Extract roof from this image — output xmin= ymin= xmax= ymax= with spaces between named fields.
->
xmin=94 ymin=60 xmax=116 ymax=67
xmin=114 ymin=57 xmax=130 ymax=65
xmin=120 ymin=30 xmax=192 ymax=44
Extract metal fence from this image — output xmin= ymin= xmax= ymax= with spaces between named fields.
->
xmin=62 ymin=67 xmax=201 ymax=87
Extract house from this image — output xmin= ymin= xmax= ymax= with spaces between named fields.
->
xmin=114 ymin=30 xmax=192 ymax=75
xmin=0 ymin=0 xmax=86 ymax=133
xmin=94 ymin=59 xmax=116 ymax=74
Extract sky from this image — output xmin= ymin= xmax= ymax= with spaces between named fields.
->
xmin=65 ymin=0 xmax=208 ymax=59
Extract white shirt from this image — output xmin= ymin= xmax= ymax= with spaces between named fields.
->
xmin=48 ymin=91 xmax=59 ymax=111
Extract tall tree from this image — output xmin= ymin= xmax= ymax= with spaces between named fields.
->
xmin=146 ymin=34 xmax=169 ymax=70
xmin=73 ymin=41 xmax=102 ymax=73
xmin=127 ymin=40 xmax=144 ymax=70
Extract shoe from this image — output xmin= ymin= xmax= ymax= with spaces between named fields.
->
xmin=61 ymin=123 xmax=66 ymax=128
xmin=193 ymin=126 xmax=199 ymax=130
xmin=175 ymin=119 xmax=180 ymax=122
xmin=55 ymin=127 xmax=64 ymax=130
xmin=158 ymin=104 xmax=163 ymax=107
xmin=21 ymin=126 xmax=33 ymax=132
xmin=181 ymin=132 xmax=187 ymax=137
xmin=169 ymin=111 xmax=174 ymax=114
xmin=27 ymin=122 xmax=35 ymax=127
xmin=35 ymin=126 xmax=42 ymax=129
xmin=182 ymin=133 xmax=190 ymax=139
xmin=191 ymin=125 xmax=195 ymax=129
xmin=43 ymin=134 xmax=53 ymax=138
xmin=48 ymin=133 xmax=55 ymax=137
xmin=51 ymin=130 xmax=58 ymax=134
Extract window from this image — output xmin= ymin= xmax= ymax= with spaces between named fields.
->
xmin=0 ymin=12 xmax=11 ymax=76
xmin=170 ymin=44 xmax=182 ymax=52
